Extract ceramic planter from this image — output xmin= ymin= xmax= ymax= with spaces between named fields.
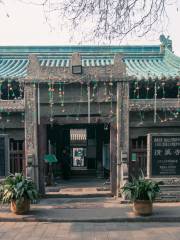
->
xmin=133 ymin=200 xmax=153 ymax=216
xmin=10 ymin=198 xmax=30 ymax=214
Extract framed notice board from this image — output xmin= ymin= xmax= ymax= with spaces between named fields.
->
xmin=147 ymin=133 xmax=180 ymax=177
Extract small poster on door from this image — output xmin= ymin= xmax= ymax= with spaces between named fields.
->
xmin=73 ymin=148 xmax=85 ymax=167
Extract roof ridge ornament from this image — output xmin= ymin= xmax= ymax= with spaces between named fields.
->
xmin=160 ymin=34 xmax=172 ymax=51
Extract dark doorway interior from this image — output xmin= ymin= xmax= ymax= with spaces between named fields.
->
xmin=46 ymin=124 xmax=110 ymax=181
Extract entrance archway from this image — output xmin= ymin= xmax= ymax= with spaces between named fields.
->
xmin=44 ymin=123 xmax=111 ymax=196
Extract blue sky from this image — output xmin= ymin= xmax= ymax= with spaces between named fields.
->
xmin=0 ymin=0 xmax=180 ymax=55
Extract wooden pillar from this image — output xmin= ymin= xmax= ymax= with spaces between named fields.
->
xmin=110 ymin=54 xmax=128 ymax=197
xmin=110 ymin=81 xmax=129 ymax=197
xmin=96 ymin=124 xmax=104 ymax=178
xmin=38 ymin=123 xmax=47 ymax=194
xmin=24 ymin=83 xmax=39 ymax=189
xmin=117 ymin=81 xmax=129 ymax=195
xmin=110 ymin=121 xmax=117 ymax=196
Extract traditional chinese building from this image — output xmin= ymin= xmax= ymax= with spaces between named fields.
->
xmin=0 ymin=35 xmax=180 ymax=196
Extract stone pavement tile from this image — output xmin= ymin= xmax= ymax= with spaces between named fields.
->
xmin=39 ymin=238 xmax=55 ymax=240
xmin=55 ymin=230 xmax=69 ymax=238
xmin=55 ymin=229 xmax=83 ymax=239
xmin=41 ymin=223 xmax=60 ymax=238
xmin=54 ymin=238 xmax=66 ymax=240
xmin=0 ymin=237 xmax=13 ymax=240
xmin=145 ymin=224 xmax=178 ymax=240
xmin=132 ymin=230 xmax=150 ymax=240
xmin=55 ymin=237 xmax=73 ymax=240
xmin=0 ymin=222 xmax=16 ymax=232
xmin=94 ymin=223 xmax=106 ymax=231
xmin=126 ymin=222 xmax=179 ymax=240
xmin=81 ymin=223 xmax=95 ymax=231
xmin=13 ymin=222 xmax=27 ymax=230
xmin=164 ymin=223 xmax=180 ymax=240
xmin=20 ymin=223 xmax=37 ymax=234
xmin=69 ymin=222 xmax=84 ymax=232
xmin=31 ymin=223 xmax=47 ymax=238
xmin=105 ymin=222 xmax=128 ymax=231
xmin=0 ymin=224 xmax=5 ymax=233
xmin=94 ymin=231 xmax=109 ymax=240
xmin=0 ymin=233 xmax=5 ymax=239
xmin=108 ymin=230 xmax=132 ymax=240
xmin=27 ymin=237 xmax=41 ymax=240
xmin=1 ymin=230 xmax=19 ymax=239
xmin=58 ymin=222 xmax=72 ymax=230
xmin=54 ymin=237 xmax=78 ymax=240
xmin=14 ymin=233 xmax=33 ymax=240
xmin=82 ymin=231 xmax=95 ymax=240
xmin=68 ymin=232 xmax=83 ymax=239
xmin=128 ymin=223 xmax=154 ymax=240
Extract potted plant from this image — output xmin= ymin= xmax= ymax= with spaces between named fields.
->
xmin=0 ymin=173 xmax=38 ymax=214
xmin=122 ymin=173 xmax=161 ymax=216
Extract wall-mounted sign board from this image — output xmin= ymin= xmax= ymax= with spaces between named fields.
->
xmin=147 ymin=133 xmax=180 ymax=177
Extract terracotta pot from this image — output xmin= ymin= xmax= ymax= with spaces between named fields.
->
xmin=10 ymin=198 xmax=30 ymax=214
xmin=133 ymin=200 xmax=153 ymax=216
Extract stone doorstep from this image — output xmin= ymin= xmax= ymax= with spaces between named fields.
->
xmin=45 ymin=193 xmax=112 ymax=198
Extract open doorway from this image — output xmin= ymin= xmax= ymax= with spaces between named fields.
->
xmin=45 ymin=123 xmax=111 ymax=196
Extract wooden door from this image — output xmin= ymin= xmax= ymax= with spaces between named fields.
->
xmin=10 ymin=139 xmax=24 ymax=174
xmin=129 ymin=136 xmax=147 ymax=178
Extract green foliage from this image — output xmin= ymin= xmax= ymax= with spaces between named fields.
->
xmin=121 ymin=173 xmax=162 ymax=202
xmin=0 ymin=173 xmax=38 ymax=205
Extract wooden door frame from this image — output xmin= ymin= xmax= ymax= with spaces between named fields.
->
xmin=38 ymin=117 xmax=114 ymax=195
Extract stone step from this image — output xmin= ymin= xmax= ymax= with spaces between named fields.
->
xmin=45 ymin=192 xmax=112 ymax=198
xmin=160 ymin=185 xmax=180 ymax=190
xmin=71 ymin=170 xmax=96 ymax=177
xmin=157 ymin=189 xmax=180 ymax=201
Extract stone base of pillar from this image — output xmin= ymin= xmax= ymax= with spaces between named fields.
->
xmin=120 ymin=163 xmax=129 ymax=200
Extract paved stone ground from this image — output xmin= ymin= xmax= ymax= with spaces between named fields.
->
xmin=0 ymin=222 xmax=180 ymax=239
xmin=1 ymin=198 xmax=180 ymax=222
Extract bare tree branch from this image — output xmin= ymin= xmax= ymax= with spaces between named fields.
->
xmin=40 ymin=0 xmax=173 ymax=42
xmin=1 ymin=0 xmax=179 ymax=42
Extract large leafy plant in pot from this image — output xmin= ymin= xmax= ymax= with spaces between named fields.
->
xmin=122 ymin=173 xmax=161 ymax=216
xmin=0 ymin=173 xmax=38 ymax=214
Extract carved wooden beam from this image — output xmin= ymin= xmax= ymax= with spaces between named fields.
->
xmin=130 ymin=99 xmax=180 ymax=111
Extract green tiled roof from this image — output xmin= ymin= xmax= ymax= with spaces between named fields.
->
xmin=0 ymin=44 xmax=179 ymax=79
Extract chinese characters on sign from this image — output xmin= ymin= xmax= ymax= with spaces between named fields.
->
xmin=152 ymin=136 xmax=180 ymax=176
